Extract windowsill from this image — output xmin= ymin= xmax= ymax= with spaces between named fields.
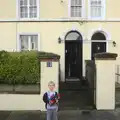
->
xmin=68 ymin=16 xmax=84 ymax=19
xmin=18 ymin=18 xmax=40 ymax=21
xmin=88 ymin=17 xmax=105 ymax=21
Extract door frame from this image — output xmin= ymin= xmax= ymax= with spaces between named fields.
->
xmin=64 ymin=31 xmax=83 ymax=81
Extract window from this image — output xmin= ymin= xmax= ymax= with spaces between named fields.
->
xmin=91 ymin=32 xmax=106 ymax=60
xmin=19 ymin=0 xmax=39 ymax=19
xmin=89 ymin=0 xmax=105 ymax=19
xmin=70 ymin=0 xmax=83 ymax=17
xmin=65 ymin=31 xmax=82 ymax=40
xmin=20 ymin=35 xmax=38 ymax=51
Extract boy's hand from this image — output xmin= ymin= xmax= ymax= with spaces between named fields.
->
xmin=57 ymin=94 xmax=60 ymax=99
xmin=49 ymin=100 xmax=55 ymax=105
xmin=56 ymin=99 xmax=58 ymax=103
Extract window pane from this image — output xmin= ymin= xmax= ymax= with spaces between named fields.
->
xmin=91 ymin=7 xmax=96 ymax=17
xmin=20 ymin=7 xmax=28 ymax=18
xmin=20 ymin=0 xmax=24 ymax=5
xmin=71 ymin=0 xmax=82 ymax=17
xmin=71 ymin=6 xmax=81 ymax=17
xmin=66 ymin=32 xmax=81 ymax=40
xmin=76 ymin=0 xmax=82 ymax=5
xmin=24 ymin=0 xmax=28 ymax=5
xmin=20 ymin=0 xmax=37 ymax=18
xmin=97 ymin=7 xmax=101 ymax=17
xmin=91 ymin=0 xmax=97 ymax=6
xmin=20 ymin=35 xmax=29 ymax=50
xmin=20 ymin=0 xmax=27 ymax=6
xmin=29 ymin=0 xmax=37 ymax=18
xmin=20 ymin=0 xmax=28 ymax=18
xmin=30 ymin=35 xmax=38 ymax=50
xmin=91 ymin=0 xmax=101 ymax=6
xmin=98 ymin=0 xmax=102 ymax=6
xmin=30 ymin=0 xmax=37 ymax=5
xmin=72 ymin=0 xmax=82 ymax=6
xmin=20 ymin=7 xmax=28 ymax=13
xmin=29 ymin=6 xmax=37 ymax=18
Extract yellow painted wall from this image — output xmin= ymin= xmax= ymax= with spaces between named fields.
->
xmin=96 ymin=60 xmax=116 ymax=110
xmin=0 ymin=0 xmax=120 ymax=19
xmin=0 ymin=22 xmax=120 ymax=81
xmin=0 ymin=23 xmax=16 ymax=51
xmin=0 ymin=0 xmax=16 ymax=19
xmin=40 ymin=0 xmax=68 ymax=19
xmin=106 ymin=0 xmax=120 ymax=19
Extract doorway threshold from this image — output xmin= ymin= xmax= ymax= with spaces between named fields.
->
xmin=66 ymin=78 xmax=80 ymax=82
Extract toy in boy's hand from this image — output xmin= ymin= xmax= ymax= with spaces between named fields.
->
xmin=49 ymin=94 xmax=57 ymax=105
xmin=49 ymin=93 xmax=60 ymax=106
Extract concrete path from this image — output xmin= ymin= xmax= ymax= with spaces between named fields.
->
xmin=0 ymin=109 xmax=120 ymax=120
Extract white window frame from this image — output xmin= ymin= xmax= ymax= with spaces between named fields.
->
xmin=17 ymin=33 xmax=40 ymax=51
xmin=88 ymin=0 xmax=106 ymax=20
xmin=68 ymin=0 xmax=85 ymax=19
xmin=17 ymin=0 xmax=40 ymax=20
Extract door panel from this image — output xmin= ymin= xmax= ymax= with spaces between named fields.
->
xmin=65 ymin=41 xmax=82 ymax=79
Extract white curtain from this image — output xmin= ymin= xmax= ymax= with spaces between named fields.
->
xmin=20 ymin=0 xmax=28 ymax=18
xmin=30 ymin=35 xmax=38 ymax=50
xmin=91 ymin=0 xmax=102 ymax=17
xmin=20 ymin=35 xmax=29 ymax=50
xmin=71 ymin=0 xmax=82 ymax=17
xmin=29 ymin=0 xmax=37 ymax=18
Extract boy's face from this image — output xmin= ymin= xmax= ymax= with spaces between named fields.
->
xmin=48 ymin=84 xmax=55 ymax=91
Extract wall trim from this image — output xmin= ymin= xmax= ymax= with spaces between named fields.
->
xmin=88 ymin=28 xmax=111 ymax=40
xmin=61 ymin=28 xmax=85 ymax=41
xmin=1 ymin=18 xmax=120 ymax=22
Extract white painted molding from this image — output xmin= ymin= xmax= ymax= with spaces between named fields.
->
xmin=16 ymin=0 xmax=19 ymax=20
xmin=1 ymin=18 xmax=120 ymax=22
xmin=88 ymin=28 xmax=111 ymax=40
xmin=68 ymin=0 xmax=71 ymax=18
xmin=38 ymin=33 xmax=41 ymax=51
xmin=60 ymin=28 xmax=85 ymax=41
xmin=88 ymin=28 xmax=112 ymax=54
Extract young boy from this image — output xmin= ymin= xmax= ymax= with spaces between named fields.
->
xmin=43 ymin=81 xmax=60 ymax=120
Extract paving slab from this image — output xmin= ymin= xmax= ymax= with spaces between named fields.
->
xmin=5 ymin=111 xmax=43 ymax=120
xmin=0 ymin=110 xmax=120 ymax=120
xmin=58 ymin=110 xmax=80 ymax=120
xmin=0 ymin=111 xmax=11 ymax=120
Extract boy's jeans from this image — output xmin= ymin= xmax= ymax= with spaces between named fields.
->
xmin=47 ymin=109 xmax=58 ymax=120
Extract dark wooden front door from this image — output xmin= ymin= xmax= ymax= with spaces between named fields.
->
xmin=65 ymin=40 xmax=82 ymax=79
xmin=91 ymin=42 xmax=106 ymax=60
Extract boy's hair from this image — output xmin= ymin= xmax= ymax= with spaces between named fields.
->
xmin=48 ymin=81 xmax=55 ymax=86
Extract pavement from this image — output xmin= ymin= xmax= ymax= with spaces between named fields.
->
xmin=0 ymin=109 xmax=120 ymax=120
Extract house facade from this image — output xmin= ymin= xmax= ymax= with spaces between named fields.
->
xmin=0 ymin=0 xmax=120 ymax=82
